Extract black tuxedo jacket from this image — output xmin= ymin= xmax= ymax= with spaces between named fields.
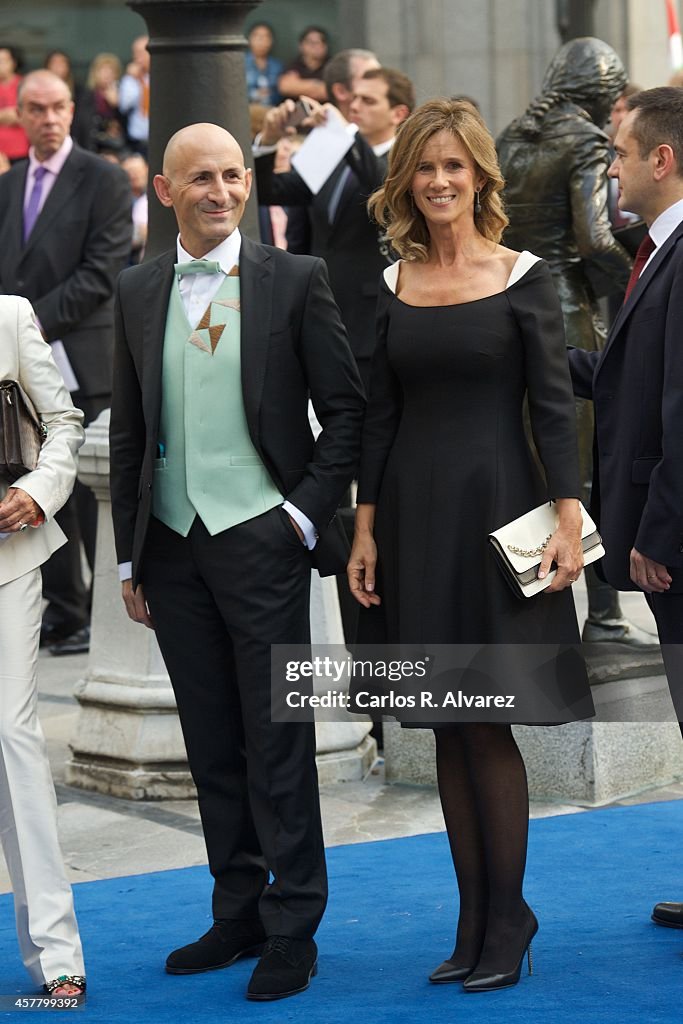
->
xmin=569 ymin=217 xmax=683 ymax=592
xmin=0 ymin=142 xmax=132 ymax=397
xmin=254 ymin=133 xmax=390 ymax=364
xmin=110 ymin=236 xmax=365 ymax=586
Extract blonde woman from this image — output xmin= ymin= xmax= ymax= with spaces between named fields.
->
xmin=85 ymin=53 xmax=124 ymax=150
xmin=348 ymin=100 xmax=593 ymax=992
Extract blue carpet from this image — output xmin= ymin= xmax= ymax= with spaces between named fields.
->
xmin=1 ymin=800 xmax=683 ymax=1022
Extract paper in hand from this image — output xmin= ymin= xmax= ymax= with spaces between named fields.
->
xmin=291 ymin=114 xmax=356 ymax=195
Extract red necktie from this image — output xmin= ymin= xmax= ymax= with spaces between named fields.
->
xmin=624 ymin=233 xmax=655 ymax=302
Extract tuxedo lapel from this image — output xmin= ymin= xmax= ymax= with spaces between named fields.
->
xmin=335 ymin=165 xmax=360 ymax=221
xmin=314 ymin=168 xmax=339 ymax=247
xmin=142 ymin=250 xmax=176 ymax=434
xmin=598 ymin=219 xmax=683 ymax=373
xmin=318 ymin=162 xmax=358 ymax=232
xmin=20 ymin=149 xmax=85 ymax=261
xmin=239 ymin=236 xmax=273 ymax=451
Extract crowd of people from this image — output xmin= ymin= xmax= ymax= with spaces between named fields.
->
xmin=0 ymin=24 xmax=683 ymax=1012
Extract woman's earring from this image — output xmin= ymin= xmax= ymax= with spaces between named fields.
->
xmin=474 ymin=189 xmax=482 ymax=214
xmin=408 ymin=189 xmax=416 ymax=212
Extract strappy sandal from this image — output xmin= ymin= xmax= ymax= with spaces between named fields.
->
xmin=44 ymin=975 xmax=86 ymax=998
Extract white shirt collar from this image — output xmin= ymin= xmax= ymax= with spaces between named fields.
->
xmin=176 ymin=228 xmax=242 ymax=274
xmin=649 ymin=198 xmax=683 ymax=250
xmin=347 ymin=123 xmax=395 ymax=158
xmin=27 ymin=135 xmax=73 ymax=176
xmin=372 ymin=137 xmax=395 ymax=157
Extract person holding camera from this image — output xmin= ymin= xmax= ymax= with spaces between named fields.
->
xmin=253 ymin=65 xmax=414 ymax=389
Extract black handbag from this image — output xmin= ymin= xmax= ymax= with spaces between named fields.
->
xmin=0 ymin=380 xmax=47 ymax=482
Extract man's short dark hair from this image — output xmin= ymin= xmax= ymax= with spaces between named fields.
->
xmin=362 ymin=67 xmax=415 ymax=113
xmin=323 ymin=49 xmax=376 ymax=93
xmin=627 ymin=86 xmax=683 ymax=173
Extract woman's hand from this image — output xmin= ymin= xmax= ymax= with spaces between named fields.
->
xmin=348 ymin=503 xmax=381 ymax=607
xmin=538 ymin=498 xmax=584 ymax=593
xmin=0 ymin=487 xmax=43 ymax=532
xmin=348 ymin=532 xmax=382 ymax=607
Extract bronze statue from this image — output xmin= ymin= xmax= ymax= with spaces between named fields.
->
xmin=497 ymin=37 xmax=654 ymax=644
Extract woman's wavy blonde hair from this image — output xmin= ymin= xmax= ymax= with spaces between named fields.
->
xmin=369 ymin=98 xmax=508 ymax=261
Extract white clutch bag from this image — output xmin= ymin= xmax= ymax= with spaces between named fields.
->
xmin=488 ymin=500 xmax=605 ymax=599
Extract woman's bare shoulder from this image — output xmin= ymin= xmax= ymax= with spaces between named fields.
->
xmin=496 ymin=245 xmax=523 ymax=276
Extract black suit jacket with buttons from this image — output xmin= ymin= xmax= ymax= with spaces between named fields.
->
xmin=568 ymin=216 xmax=683 ymax=593
xmin=110 ymin=236 xmax=365 ymax=587
xmin=0 ymin=143 xmax=132 ymax=398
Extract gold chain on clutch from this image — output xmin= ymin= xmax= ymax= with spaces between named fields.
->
xmin=506 ymin=534 xmax=552 ymax=558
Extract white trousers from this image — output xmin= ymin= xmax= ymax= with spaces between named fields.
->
xmin=0 ymin=568 xmax=85 ymax=986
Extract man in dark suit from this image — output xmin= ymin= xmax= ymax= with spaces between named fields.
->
xmin=568 ymin=86 xmax=683 ymax=932
xmin=254 ymin=67 xmax=414 ymax=389
xmin=0 ymin=70 xmax=132 ymax=653
xmin=109 ymin=123 xmax=364 ymax=1001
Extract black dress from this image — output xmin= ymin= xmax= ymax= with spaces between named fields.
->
xmin=355 ymin=255 xmax=594 ymax=724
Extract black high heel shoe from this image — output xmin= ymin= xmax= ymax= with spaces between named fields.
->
xmin=428 ymin=960 xmax=476 ymax=984
xmin=462 ymin=909 xmax=538 ymax=993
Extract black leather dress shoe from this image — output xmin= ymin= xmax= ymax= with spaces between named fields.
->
xmin=246 ymin=936 xmax=317 ymax=1001
xmin=429 ymin=960 xmax=475 ymax=983
xmin=48 ymin=626 xmax=90 ymax=657
xmin=652 ymin=902 xmax=683 ymax=929
xmin=165 ymin=920 xmax=266 ymax=974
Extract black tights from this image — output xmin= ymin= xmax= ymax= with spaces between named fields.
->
xmin=434 ymin=723 xmax=531 ymax=971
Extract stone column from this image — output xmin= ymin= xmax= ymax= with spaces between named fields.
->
xmin=65 ymin=410 xmax=195 ymax=799
xmin=129 ymin=0 xmax=263 ymax=255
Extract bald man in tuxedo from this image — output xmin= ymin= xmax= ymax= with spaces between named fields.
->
xmin=110 ymin=123 xmax=364 ymax=1001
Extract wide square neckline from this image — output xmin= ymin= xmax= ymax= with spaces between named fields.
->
xmin=386 ymin=250 xmax=541 ymax=309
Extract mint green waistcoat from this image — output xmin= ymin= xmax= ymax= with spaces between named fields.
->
xmin=152 ymin=273 xmax=283 ymax=536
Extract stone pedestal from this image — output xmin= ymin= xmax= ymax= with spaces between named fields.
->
xmin=66 ymin=410 xmax=376 ymax=797
xmin=384 ymin=719 xmax=683 ymax=805
xmin=65 ymin=410 xmax=194 ymax=800
xmin=310 ymin=573 xmax=377 ymax=784
xmin=384 ymin=670 xmax=683 ymax=805
xmin=514 ymin=720 xmax=683 ymax=804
